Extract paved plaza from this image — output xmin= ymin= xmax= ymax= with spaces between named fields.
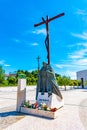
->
xmin=0 ymin=86 xmax=87 ymax=130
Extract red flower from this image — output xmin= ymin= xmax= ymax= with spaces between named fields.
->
xmin=51 ymin=108 xmax=57 ymax=112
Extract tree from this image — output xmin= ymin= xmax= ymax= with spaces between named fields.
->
xmin=69 ymin=80 xmax=74 ymax=87
xmin=7 ymin=76 xmax=17 ymax=85
xmin=55 ymin=73 xmax=60 ymax=77
xmin=57 ymin=76 xmax=63 ymax=86
xmin=57 ymin=75 xmax=70 ymax=90
xmin=25 ymin=70 xmax=31 ymax=77
xmin=70 ymin=80 xmax=81 ymax=87
xmin=31 ymin=70 xmax=38 ymax=78
xmin=69 ymin=79 xmax=79 ymax=89
xmin=62 ymin=76 xmax=70 ymax=90
xmin=84 ymin=80 xmax=87 ymax=86
xmin=0 ymin=66 xmax=5 ymax=84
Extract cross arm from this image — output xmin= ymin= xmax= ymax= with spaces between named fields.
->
xmin=34 ymin=21 xmax=45 ymax=27
xmin=34 ymin=12 xmax=65 ymax=27
xmin=48 ymin=12 xmax=65 ymax=23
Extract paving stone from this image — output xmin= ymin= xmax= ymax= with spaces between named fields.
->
xmin=0 ymin=87 xmax=87 ymax=130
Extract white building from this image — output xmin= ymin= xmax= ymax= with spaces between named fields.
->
xmin=77 ymin=69 xmax=87 ymax=82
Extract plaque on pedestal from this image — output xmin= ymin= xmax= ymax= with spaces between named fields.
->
xmin=37 ymin=92 xmax=64 ymax=109
xmin=37 ymin=92 xmax=52 ymax=107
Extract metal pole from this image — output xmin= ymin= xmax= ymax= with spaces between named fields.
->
xmin=37 ymin=56 xmax=40 ymax=72
xmin=46 ymin=16 xmax=50 ymax=64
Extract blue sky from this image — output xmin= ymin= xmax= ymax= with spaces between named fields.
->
xmin=0 ymin=0 xmax=87 ymax=79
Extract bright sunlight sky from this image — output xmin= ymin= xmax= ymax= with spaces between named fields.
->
xmin=0 ymin=0 xmax=87 ymax=79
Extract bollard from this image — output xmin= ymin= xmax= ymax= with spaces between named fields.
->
xmin=16 ymin=74 xmax=26 ymax=112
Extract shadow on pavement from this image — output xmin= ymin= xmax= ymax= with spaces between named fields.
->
xmin=79 ymin=98 xmax=87 ymax=130
xmin=0 ymin=111 xmax=25 ymax=130
xmin=0 ymin=111 xmax=25 ymax=117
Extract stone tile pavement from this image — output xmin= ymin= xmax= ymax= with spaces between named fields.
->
xmin=0 ymin=87 xmax=87 ymax=130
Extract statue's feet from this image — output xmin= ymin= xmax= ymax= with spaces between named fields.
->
xmin=48 ymin=92 xmax=52 ymax=97
xmin=41 ymin=92 xmax=44 ymax=95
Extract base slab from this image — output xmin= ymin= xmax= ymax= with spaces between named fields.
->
xmin=20 ymin=107 xmax=62 ymax=119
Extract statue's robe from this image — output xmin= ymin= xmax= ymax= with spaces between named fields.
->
xmin=36 ymin=62 xmax=63 ymax=100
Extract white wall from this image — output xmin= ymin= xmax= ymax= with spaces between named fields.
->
xmin=77 ymin=69 xmax=87 ymax=82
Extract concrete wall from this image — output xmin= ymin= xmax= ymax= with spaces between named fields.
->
xmin=16 ymin=79 xmax=26 ymax=111
xmin=77 ymin=70 xmax=87 ymax=82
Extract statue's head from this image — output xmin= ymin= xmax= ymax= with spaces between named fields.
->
xmin=43 ymin=62 xmax=47 ymax=67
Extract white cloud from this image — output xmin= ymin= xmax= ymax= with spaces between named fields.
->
xmin=64 ymin=71 xmax=76 ymax=79
xmin=4 ymin=64 xmax=11 ymax=67
xmin=68 ymin=42 xmax=87 ymax=61
xmin=55 ymin=58 xmax=87 ymax=79
xmin=70 ymin=55 xmax=82 ymax=59
xmin=68 ymin=42 xmax=87 ymax=49
xmin=32 ymin=28 xmax=46 ymax=35
xmin=31 ymin=42 xmax=39 ymax=46
xmin=77 ymin=42 xmax=87 ymax=47
xmin=0 ymin=60 xmax=10 ymax=67
xmin=76 ymin=59 xmax=87 ymax=66
xmin=74 ymin=9 xmax=87 ymax=22
xmin=71 ymin=32 xmax=87 ymax=40
xmin=55 ymin=64 xmax=71 ymax=69
xmin=69 ymin=48 xmax=87 ymax=59
xmin=55 ymin=64 xmax=77 ymax=79
xmin=75 ymin=9 xmax=87 ymax=15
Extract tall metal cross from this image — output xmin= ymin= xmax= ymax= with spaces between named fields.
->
xmin=36 ymin=56 xmax=40 ymax=72
xmin=34 ymin=12 xmax=65 ymax=64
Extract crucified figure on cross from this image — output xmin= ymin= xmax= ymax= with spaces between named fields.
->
xmin=42 ymin=16 xmax=49 ymax=63
xmin=34 ymin=12 xmax=65 ymax=64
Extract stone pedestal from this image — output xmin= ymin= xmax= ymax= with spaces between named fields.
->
xmin=50 ymin=93 xmax=64 ymax=108
xmin=37 ymin=92 xmax=64 ymax=109
xmin=16 ymin=78 xmax=26 ymax=111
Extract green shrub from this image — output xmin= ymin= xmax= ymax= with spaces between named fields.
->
xmin=2 ymin=80 xmax=9 ymax=86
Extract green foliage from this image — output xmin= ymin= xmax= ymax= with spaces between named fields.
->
xmin=0 ymin=66 xmax=5 ymax=83
xmin=56 ymin=76 xmax=63 ymax=86
xmin=56 ymin=74 xmax=81 ymax=90
xmin=84 ymin=80 xmax=87 ymax=86
xmin=55 ymin=73 xmax=60 ymax=77
xmin=71 ymin=80 xmax=81 ymax=86
xmin=2 ymin=80 xmax=9 ymax=86
xmin=27 ymin=76 xmax=37 ymax=85
xmin=31 ymin=70 xmax=38 ymax=78
xmin=56 ymin=75 xmax=70 ymax=90
xmin=18 ymin=74 xmax=26 ymax=79
xmin=61 ymin=76 xmax=70 ymax=90
xmin=16 ymin=70 xmax=25 ymax=78
xmin=1 ymin=68 xmax=81 ymax=88
xmin=7 ymin=76 xmax=17 ymax=85
xmin=6 ymin=70 xmax=38 ymax=86
xmin=25 ymin=70 xmax=31 ymax=77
